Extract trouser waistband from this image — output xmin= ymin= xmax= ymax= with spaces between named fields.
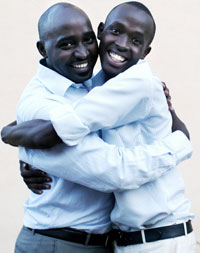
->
xmin=27 ymin=226 xmax=112 ymax=247
xmin=114 ymin=220 xmax=193 ymax=246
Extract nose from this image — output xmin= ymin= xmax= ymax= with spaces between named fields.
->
xmin=115 ymin=34 xmax=129 ymax=52
xmin=74 ymin=43 xmax=89 ymax=59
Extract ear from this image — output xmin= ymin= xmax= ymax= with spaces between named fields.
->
xmin=141 ymin=46 xmax=151 ymax=59
xmin=37 ymin=41 xmax=47 ymax=58
xmin=97 ymin=22 xmax=105 ymax=40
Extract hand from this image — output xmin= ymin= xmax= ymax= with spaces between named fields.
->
xmin=162 ymin=82 xmax=174 ymax=111
xmin=170 ymin=110 xmax=190 ymax=139
xmin=162 ymin=82 xmax=190 ymax=139
xmin=20 ymin=161 xmax=52 ymax=194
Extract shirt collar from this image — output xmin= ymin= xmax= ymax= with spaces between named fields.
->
xmin=36 ymin=59 xmax=76 ymax=97
xmin=91 ymin=70 xmax=108 ymax=88
xmin=128 ymin=59 xmax=152 ymax=75
xmin=91 ymin=60 xmax=149 ymax=88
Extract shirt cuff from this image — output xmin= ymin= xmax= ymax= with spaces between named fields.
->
xmin=162 ymin=130 xmax=192 ymax=165
xmin=49 ymin=104 xmax=90 ymax=146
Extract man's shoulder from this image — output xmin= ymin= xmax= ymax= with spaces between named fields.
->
xmin=18 ymin=75 xmax=47 ymax=103
xmin=123 ymin=60 xmax=154 ymax=79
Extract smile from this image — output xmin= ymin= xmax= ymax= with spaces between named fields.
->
xmin=109 ymin=51 xmax=126 ymax=63
xmin=73 ymin=63 xmax=89 ymax=69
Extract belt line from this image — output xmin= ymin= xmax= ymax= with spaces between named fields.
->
xmin=85 ymin=234 xmax=91 ymax=245
xmin=141 ymin=230 xmax=146 ymax=244
xmin=183 ymin=222 xmax=187 ymax=235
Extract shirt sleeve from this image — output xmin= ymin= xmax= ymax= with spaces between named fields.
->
xmin=19 ymin=130 xmax=192 ymax=192
xmin=17 ymin=89 xmax=66 ymax=123
xmin=49 ymin=67 xmax=153 ymax=146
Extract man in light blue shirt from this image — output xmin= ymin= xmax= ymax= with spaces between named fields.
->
xmin=1 ymin=2 xmax=195 ymax=253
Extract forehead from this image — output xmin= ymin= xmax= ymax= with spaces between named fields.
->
xmin=47 ymin=8 xmax=93 ymax=38
xmin=106 ymin=5 xmax=153 ymax=35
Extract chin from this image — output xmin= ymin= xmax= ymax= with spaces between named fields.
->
xmin=102 ymin=62 xmax=125 ymax=78
xmin=76 ymin=74 xmax=92 ymax=83
xmin=103 ymin=66 xmax=121 ymax=78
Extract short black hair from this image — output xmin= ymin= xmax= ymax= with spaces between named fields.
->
xmin=106 ymin=1 xmax=156 ymax=45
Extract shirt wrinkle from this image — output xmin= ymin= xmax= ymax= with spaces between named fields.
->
xmin=18 ymin=60 xmax=193 ymax=232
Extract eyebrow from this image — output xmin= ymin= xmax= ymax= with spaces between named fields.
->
xmin=109 ymin=22 xmax=145 ymax=37
xmin=108 ymin=21 xmax=125 ymax=29
xmin=57 ymin=36 xmax=75 ymax=43
xmin=83 ymin=31 xmax=96 ymax=37
xmin=132 ymin=31 xmax=144 ymax=38
xmin=57 ymin=31 xmax=95 ymax=43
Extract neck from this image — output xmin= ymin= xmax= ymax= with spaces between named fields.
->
xmin=103 ymin=71 xmax=116 ymax=82
xmin=40 ymin=58 xmax=48 ymax=67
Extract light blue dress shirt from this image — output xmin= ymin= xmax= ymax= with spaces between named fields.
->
xmin=18 ymin=60 xmax=193 ymax=233
xmin=49 ymin=60 xmax=168 ymax=146
xmin=41 ymin=59 xmax=194 ymax=231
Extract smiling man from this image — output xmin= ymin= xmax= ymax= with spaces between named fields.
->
xmin=98 ymin=2 xmax=154 ymax=78
xmin=2 ymin=2 xmax=195 ymax=253
xmin=13 ymin=3 xmax=117 ymax=253
xmin=37 ymin=3 xmax=98 ymax=83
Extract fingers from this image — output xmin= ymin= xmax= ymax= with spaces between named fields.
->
xmin=163 ymin=84 xmax=170 ymax=97
xmin=21 ymin=168 xmax=52 ymax=182
xmin=21 ymin=169 xmax=48 ymax=178
xmin=162 ymin=82 xmax=166 ymax=88
xmin=162 ymin=82 xmax=174 ymax=111
xmin=19 ymin=161 xmax=49 ymax=178
xmin=166 ymin=93 xmax=174 ymax=111
xmin=19 ymin=160 xmax=52 ymax=195
xmin=22 ymin=175 xmax=52 ymax=183
xmin=19 ymin=160 xmax=31 ymax=172
xmin=27 ymin=183 xmax=51 ymax=195
xmin=20 ymin=160 xmax=38 ymax=171
xmin=31 ymin=189 xmax=43 ymax=194
xmin=22 ymin=170 xmax=52 ymax=191
xmin=163 ymin=84 xmax=170 ymax=98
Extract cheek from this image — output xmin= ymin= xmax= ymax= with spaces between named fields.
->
xmin=130 ymin=47 xmax=145 ymax=62
xmin=89 ymin=45 xmax=98 ymax=57
xmin=131 ymin=45 xmax=141 ymax=54
xmin=56 ymin=48 xmax=74 ymax=61
xmin=100 ymin=34 xmax=113 ymax=48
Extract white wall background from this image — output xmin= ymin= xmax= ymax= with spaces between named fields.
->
xmin=0 ymin=0 xmax=200 ymax=252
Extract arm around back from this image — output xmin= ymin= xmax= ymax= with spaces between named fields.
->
xmin=1 ymin=119 xmax=62 ymax=149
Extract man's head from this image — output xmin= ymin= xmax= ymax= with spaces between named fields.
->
xmin=98 ymin=1 xmax=156 ymax=78
xmin=37 ymin=3 xmax=98 ymax=83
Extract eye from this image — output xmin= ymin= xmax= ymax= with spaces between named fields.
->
xmin=132 ymin=38 xmax=142 ymax=46
xmin=59 ymin=41 xmax=75 ymax=50
xmin=84 ymin=37 xmax=95 ymax=44
xmin=110 ymin=27 xmax=120 ymax=35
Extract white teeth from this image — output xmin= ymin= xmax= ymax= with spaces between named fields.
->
xmin=109 ymin=52 xmax=125 ymax=63
xmin=73 ymin=63 xmax=88 ymax=69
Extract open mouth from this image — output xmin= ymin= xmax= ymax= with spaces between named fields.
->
xmin=107 ymin=51 xmax=127 ymax=67
xmin=109 ymin=51 xmax=126 ymax=63
xmin=72 ymin=62 xmax=89 ymax=70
